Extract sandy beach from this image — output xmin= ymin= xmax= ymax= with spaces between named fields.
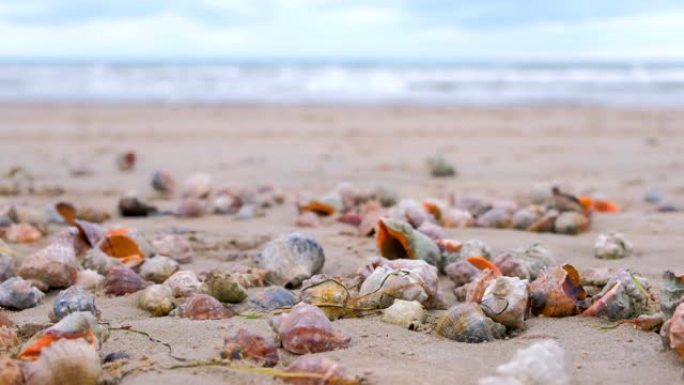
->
xmin=1 ymin=103 xmax=683 ymax=385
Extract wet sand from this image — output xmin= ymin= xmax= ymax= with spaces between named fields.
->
xmin=1 ymin=103 xmax=683 ymax=384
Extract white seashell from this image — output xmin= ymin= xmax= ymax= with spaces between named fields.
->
xmin=139 ymin=256 xmax=179 ymax=283
xmin=138 ymin=284 xmax=175 ymax=316
xmin=182 ymin=173 xmax=212 ymax=199
xmin=163 ymin=270 xmax=201 ymax=297
xmin=480 ymin=276 xmax=529 ymax=329
xmin=594 ymin=232 xmax=633 ymax=260
xmin=460 ymin=239 xmax=492 ymax=260
xmin=75 ymin=270 xmax=105 ymax=290
xmin=23 ymin=339 xmax=101 ymax=385
xmin=478 ymin=340 xmax=570 ymax=385
xmin=382 ymin=300 xmax=425 ymax=330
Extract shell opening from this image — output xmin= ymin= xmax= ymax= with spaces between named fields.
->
xmin=376 ymin=219 xmax=413 ymax=260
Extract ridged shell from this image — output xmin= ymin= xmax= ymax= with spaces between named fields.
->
xmin=201 ymin=270 xmax=248 ymax=303
xmin=661 ymin=302 xmax=684 ymax=360
xmin=50 ymin=286 xmax=99 ymax=322
xmin=0 ymin=276 xmax=45 ymax=310
xmin=17 ymin=240 xmax=78 ymax=290
xmin=661 ymin=271 xmax=684 ymax=317
xmin=583 ymin=270 xmax=651 ymax=321
xmin=382 ymin=300 xmax=425 ymax=330
xmin=376 ymin=218 xmax=442 ymax=268
xmin=23 ymin=339 xmax=101 ymax=385
xmin=248 ymin=287 xmax=298 ymax=311
xmin=445 ymin=260 xmax=479 ymax=287
xmin=529 ymin=264 xmax=587 ymax=317
xmin=139 ymin=256 xmax=179 ymax=283
xmin=222 ymin=328 xmax=279 ymax=367
xmin=284 ymin=356 xmax=358 ymax=385
xmin=104 ymin=265 xmax=151 ymax=296
xmin=256 ymin=233 xmax=325 ymax=288
xmin=269 ymin=302 xmax=350 ymax=354
xmin=138 ymin=284 xmax=175 ymax=316
xmin=0 ymin=356 xmax=24 ymax=385
xmin=435 ymin=303 xmax=506 ymax=343
xmin=480 ymin=276 xmax=529 ymax=329
xmin=152 ymin=234 xmax=194 ymax=264
xmin=494 ymin=243 xmax=556 ymax=281
xmin=163 ymin=270 xmax=201 ymax=297
xmin=175 ymin=294 xmax=232 ymax=320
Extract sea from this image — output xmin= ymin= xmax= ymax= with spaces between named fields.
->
xmin=1 ymin=61 xmax=683 ymax=106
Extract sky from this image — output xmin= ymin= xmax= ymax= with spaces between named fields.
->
xmin=1 ymin=0 xmax=684 ymax=62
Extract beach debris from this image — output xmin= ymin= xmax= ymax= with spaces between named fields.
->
xmin=256 ymin=232 xmax=325 ymax=289
xmin=594 ymin=232 xmax=633 ymax=260
xmin=151 ymin=170 xmax=176 ymax=196
xmin=494 ymin=243 xmax=556 ymax=281
xmin=480 ymin=276 xmax=529 ymax=329
xmin=529 ymin=264 xmax=587 ymax=317
xmin=103 ymin=265 xmax=152 ymax=296
xmin=376 ymin=217 xmax=441 ymax=267
xmin=152 ymin=234 xmax=194 ymax=264
xmin=18 ymin=311 xmax=105 ymax=360
xmin=139 ymin=256 xmax=179 ymax=283
xmin=164 ymin=270 xmax=201 ymax=297
xmin=583 ymin=270 xmax=652 ymax=321
xmin=284 ymin=356 xmax=359 ymax=385
xmin=222 ymin=328 xmax=279 ymax=367
xmin=427 ymin=154 xmax=457 ymax=177
xmin=661 ymin=271 xmax=684 ymax=317
xmin=118 ymin=193 xmax=158 ymax=217
xmin=661 ymin=302 xmax=684 ymax=360
xmin=2 ymin=223 xmax=42 ymax=243
xmin=248 ymin=287 xmax=298 ymax=311
xmin=201 ymin=270 xmax=248 ymax=303
xmin=174 ymin=293 xmax=232 ymax=320
xmin=435 ymin=303 xmax=506 ymax=343
xmin=0 ymin=277 xmax=45 ymax=310
xmin=23 ymin=338 xmax=101 ymax=385
xmin=382 ymin=299 xmax=425 ymax=330
xmin=49 ymin=286 xmax=99 ymax=322
xmin=138 ymin=284 xmax=176 ymax=316
xmin=269 ymin=303 xmax=350 ymax=354
xmin=116 ymin=151 xmax=136 ymax=171
xmin=182 ymin=173 xmax=212 ymax=199
xmin=478 ymin=340 xmax=570 ymax=385
xmin=17 ymin=238 xmax=79 ymax=290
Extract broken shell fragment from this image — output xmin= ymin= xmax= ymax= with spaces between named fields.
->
xmin=164 ymin=270 xmax=201 ymax=297
xmin=478 ymin=340 xmax=570 ymax=385
xmin=269 ymin=302 xmax=350 ymax=354
xmin=139 ymin=256 xmax=179 ymax=283
xmin=0 ymin=276 xmax=45 ymax=310
xmin=376 ymin=217 xmax=441 ymax=268
xmin=284 ymin=356 xmax=359 ymax=385
xmin=435 ymin=303 xmax=506 ymax=343
xmin=138 ymin=284 xmax=175 ymax=316
xmin=529 ymin=264 xmax=587 ymax=317
xmin=248 ymin=286 xmax=298 ymax=311
xmin=222 ymin=328 xmax=279 ymax=367
xmin=175 ymin=293 xmax=232 ymax=320
xmin=104 ymin=265 xmax=151 ymax=296
xmin=17 ymin=239 xmax=79 ymax=290
xmin=201 ymin=270 xmax=248 ymax=303
xmin=382 ymin=300 xmax=425 ymax=330
xmin=256 ymin=232 xmax=325 ymax=289
xmin=583 ymin=270 xmax=652 ymax=321
xmin=480 ymin=276 xmax=529 ymax=329
xmin=50 ymin=286 xmax=99 ymax=322
xmin=23 ymin=338 xmax=101 ymax=385
xmin=661 ymin=271 xmax=684 ymax=317
xmin=594 ymin=232 xmax=633 ymax=260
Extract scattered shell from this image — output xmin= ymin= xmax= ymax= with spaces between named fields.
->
xmin=50 ymin=286 xmax=99 ymax=322
xmin=529 ymin=265 xmax=587 ymax=317
xmin=3 ymin=223 xmax=42 ymax=243
xmin=18 ymin=311 xmax=105 ymax=360
xmin=269 ymin=303 xmax=350 ymax=354
xmin=256 ymin=232 xmax=325 ymax=289
xmin=176 ymin=198 xmax=207 ymax=218
xmin=295 ymin=211 xmax=321 ymax=228
xmin=151 ymin=170 xmax=176 ymax=196
xmin=435 ymin=303 xmax=506 ymax=343
xmin=118 ymin=194 xmax=157 ymax=217
xmin=82 ymin=248 xmax=121 ymax=276
xmin=527 ymin=209 xmax=559 ymax=233
xmin=382 ymin=300 xmax=425 ymax=330
xmin=480 ymin=276 xmax=529 ymax=329
xmin=661 ymin=302 xmax=684 ymax=360
xmin=476 ymin=207 xmax=513 ymax=228
xmin=661 ymin=271 xmax=684 ymax=317
xmin=175 ymin=294 xmax=232 ymax=320
xmin=0 ymin=325 xmax=19 ymax=353
xmin=445 ymin=260 xmax=479 ymax=288
xmin=417 ymin=221 xmax=445 ymax=241
xmin=583 ymin=270 xmax=651 ymax=321
xmin=494 ymin=243 xmax=556 ymax=281
xmin=17 ymin=239 xmax=79 ymax=290
xmin=222 ymin=328 xmax=279 ymax=367
xmin=644 ymin=189 xmax=663 ymax=203
xmin=479 ymin=340 xmax=570 ymax=385
xmin=0 ymin=355 xmax=25 ymax=385
xmin=427 ymin=154 xmax=457 ymax=177
xmin=75 ymin=269 xmax=105 ymax=290
xmin=75 ymin=206 xmax=111 ymax=224
xmin=511 ymin=206 xmax=543 ymax=230
xmin=0 ymin=251 xmax=16 ymax=281
xmin=551 ymin=187 xmax=585 ymax=213
xmin=98 ymin=233 xmax=145 ymax=267
xmin=139 ymin=256 xmax=179 ymax=283
xmin=23 ymin=338 xmax=101 ymax=385
xmin=284 ymin=356 xmax=358 ymax=385
xmin=594 ymin=232 xmax=633 ymax=260
xmin=371 ymin=183 xmax=399 ymax=207
xmin=300 ymin=277 xmax=351 ymax=320
xmin=152 ymin=234 xmax=194 ymax=264
xmin=298 ymin=193 xmax=343 ymax=216
xmin=103 ymin=265 xmax=151 ymax=296
xmin=465 ymin=257 xmax=502 ymax=304
xmin=553 ymin=211 xmax=589 ymax=235
xmin=116 ymin=151 xmax=136 ymax=171
xmin=248 ymin=287 xmax=298 ymax=311
xmin=182 ymin=173 xmax=212 ymax=199
xmin=441 ymin=208 xmax=474 ymax=228
xmin=459 ymin=239 xmax=492 ymax=260
xmin=201 ymin=270 xmax=248 ymax=303
xmin=0 ymin=276 xmax=45 ymax=310
xmin=163 ymin=270 xmax=201 ymax=297
xmin=376 ymin=217 xmax=441 ymax=267
xmin=138 ymin=284 xmax=175 ymax=316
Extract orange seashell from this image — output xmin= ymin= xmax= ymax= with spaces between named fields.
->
xmin=176 ymin=294 xmax=232 ymax=320
xmin=103 ymin=265 xmax=151 ymax=296
xmin=466 ymin=256 xmax=502 ymax=276
xmin=222 ymin=328 xmax=278 ymax=367
xmin=376 ymin=217 xmax=441 ymax=267
xmin=18 ymin=312 xmax=101 ymax=361
xmin=436 ymin=239 xmax=462 ymax=254
xmin=529 ymin=264 xmax=587 ymax=317
xmin=662 ymin=302 xmax=684 ymax=360
xmin=99 ymin=233 xmax=144 ymax=267
xmin=270 ymin=303 xmax=350 ymax=354
xmin=3 ymin=223 xmax=42 ymax=243
xmin=593 ymin=199 xmax=620 ymax=213
xmin=284 ymin=356 xmax=359 ymax=385
xmin=55 ymin=201 xmax=77 ymax=225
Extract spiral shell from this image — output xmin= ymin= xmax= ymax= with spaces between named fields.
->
xmin=104 ymin=265 xmax=151 ymax=296
xmin=163 ymin=270 xmax=201 ymax=297
xmin=138 ymin=284 xmax=175 ymax=316
xmin=23 ymin=338 xmax=101 ymax=385
xmin=494 ymin=243 xmax=556 ymax=281
xmin=529 ymin=264 xmax=587 ymax=317
xmin=300 ymin=277 xmax=351 ymax=320
xmin=256 ymin=232 xmax=325 ymax=289
xmin=3 ymin=223 xmax=42 ymax=243
xmin=0 ymin=276 xmax=45 ymax=310
xmin=583 ymin=270 xmax=651 ymax=321
xmin=0 ymin=356 xmax=24 ymax=385
xmin=480 ymin=276 xmax=529 ymax=329
xmin=382 ymin=300 xmax=425 ymax=330
xmin=376 ymin=217 xmax=441 ymax=268
xmin=594 ymin=232 xmax=633 ymax=260
xmin=18 ymin=311 xmax=104 ymax=361
xmin=661 ymin=302 xmax=684 ymax=360
xmin=152 ymin=234 xmax=194 ymax=264
xmin=511 ymin=206 xmax=543 ymax=230
xmin=17 ymin=239 xmax=78 ymax=291
xmin=182 ymin=173 xmax=212 ymax=199
xmin=298 ymin=193 xmax=343 ymax=216
xmin=248 ymin=287 xmax=298 ymax=311
xmin=284 ymin=356 xmax=358 ymax=385
xmin=201 ymin=270 xmax=248 ymax=303
xmin=661 ymin=271 xmax=684 ymax=318
xmin=50 ymin=286 xmax=99 ymax=322
xmin=435 ymin=303 xmax=506 ymax=343
xmin=175 ymin=294 xmax=232 ymax=320
xmin=139 ymin=256 xmax=179 ymax=283
xmin=269 ymin=302 xmax=350 ymax=354
xmin=222 ymin=328 xmax=279 ymax=367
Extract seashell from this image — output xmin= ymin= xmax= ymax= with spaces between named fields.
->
xmin=256 ymin=232 xmax=325 ymax=288
xmin=23 ymin=338 xmax=101 ymax=385
xmin=18 ymin=311 xmax=105 ymax=361
xmin=248 ymin=286 xmax=298 ymax=310
xmin=75 ymin=269 xmax=105 ymax=290
xmin=445 ymin=260 xmax=479 ymax=288
xmin=661 ymin=302 xmax=684 ymax=360
xmin=417 ymin=221 xmax=445 ymax=241
xmin=661 ymin=271 xmax=684 ymax=317
xmin=382 ymin=299 xmax=425 ymax=330
xmin=211 ymin=194 xmax=237 ymax=214
xmin=376 ymin=217 xmax=441 ymax=267
xmin=421 ymin=198 xmax=448 ymax=222
xmin=163 ymin=270 xmax=201 ymax=297
xmin=201 ymin=270 xmax=248 ymax=303
xmin=551 ymin=186 xmax=585 ymax=213
xmin=116 ymin=151 xmax=136 ymax=171
xmin=0 ymin=277 xmax=45 ymax=310
xmin=583 ymin=270 xmax=652 ymax=321
xmin=139 ymin=256 xmax=179 ymax=283
xmin=459 ymin=239 xmax=492 ymax=260
xmin=427 ymin=154 xmax=457 ymax=177
xmin=594 ymin=232 xmax=633 ymax=260
xmin=284 ymin=356 xmax=358 ymax=385
xmin=476 ymin=207 xmax=513 ymax=228
xmin=3 ymin=223 xmax=42 ymax=243
xmin=0 ymin=250 xmax=16 ymax=281
xmin=0 ymin=355 xmax=24 ymax=385
xmin=478 ymin=340 xmax=570 ymax=385
xmin=118 ymin=193 xmax=157 ymax=217
xmin=298 ymin=192 xmax=343 ymax=216
xmin=152 ymin=234 xmax=194 ymax=264
xmin=17 ymin=239 xmax=78 ymax=291
xmin=0 ymin=325 xmax=19 ymax=353
xmin=465 ymin=256 xmax=502 ymax=303
xmin=440 ymin=208 xmax=474 ymax=228
xmin=50 ymin=286 xmax=99 ymax=322
xmin=579 ymin=195 xmax=620 ymax=213
xmin=527 ymin=209 xmax=559 ymax=233
xmin=138 ymin=284 xmax=175 ymax=316
xmin=6 ymin=205 xmax=50 ymax=234
xmin=435 ymin=303 xmax=506 ymax=343
xmin=371 ymin=183 xmax=399 ymax=207
xmin=182 ymin=173 xmax=212 ymax=199
xmin=174 ymin=293 xmax=232 ymax=320
xmin=357 ymin=203 xmax=386 ymax=237
xmin=480 ymin=276 xmax=529 ymax=329
xmin=494 ymin=243 xmax=556 ymax=281
xmin=225 ymin=266 xmax=270 ymax=288
xmin=390 ymin=199 xmax=431 ymax=228
xmin=82 ymin=247 xmax=121 ymax=275
xmin=176 ymin=198 xmax=208 ymax=218
xmin=295 ymin=211 xmax=321 ymax=228
xmin=0 ymin=311 xmax=11 ymax=327
xmin=579 ymin=267 xmax=613 ymax=288
xmin=269 ymin=302 xmax=350 ymax=354
xmin=97 ymin=233 xmax=145 ymax=267
xmin=511 ymin=206 xmax=543 ymax=230
xmin=55 ymin=204 xmax=106 ymax=249
xmin=529 ymin=264 xmax=587 ymax=317
xmin=151 ymin=170 xmax=176 ymax=196
xmin=222 ymin=328 xmax=278 ymax=367
xmin=104 ymin=265 xmax=151 ymax=296
xmin=553 ymin=211 xmax=589 ymax=235
xmin=300 ymin=277 xmax=351 ymax=320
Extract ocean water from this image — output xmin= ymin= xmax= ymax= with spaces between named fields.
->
xmin=1 ymin=62 xmax=683 ymax=106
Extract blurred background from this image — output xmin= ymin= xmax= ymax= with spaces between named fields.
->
xmin=1 ymin=0 xmax=684 ymax=105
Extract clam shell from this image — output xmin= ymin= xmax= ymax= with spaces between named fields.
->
xmin=23 ymin=339 xmax=101 ymax=385
xmin=175 ymin=294 xmax=232 ymax=320
xmin=17 ymin=239 xmax=78 ymax=290
xmin=104 ymin=265 xmax=151 ymax=296
xmin=582 ymin=270 xmax=651 ymax=321
xmin=529 ymin=264 xmax=587 ymax=317
xmin=248 ymin=287 xmax=298 ymax=311
xmin=256 ymin=232 xmax=325 ymax=288
xmin=270 ymin=302 xmax=350 ymax=354
xmin=478 ymin=340 xmax=570 ymax=385
xmin=152 ymin=234 xmax=194 ymax=264
xmin=3 ymin=223 xmax=42 ymax=243
xmin=382 ymin=300 xmax=425 ymax=330
xmin=138 ymin=284 xmax=175 ymax=316
xmin=222 ymin=328 xmax=279 ymax=367
xmin=435 ymin=303 xmax=506 ymax=343
xmin=201 ymin=270 xmax=248 ymax=303
xmin=0 ymin=356 xmax=24 ymax=385
xmin=376 ymin=218 xmax=441 ymax=268
xmin=594 ymin=232 xmax=633 ymax=260
xmin=662 ymin=302 xmax=684 ymax=360
xmin=480 ymin=276 xmax=529 ymax=329
xmin=139 ymin=256 xmax=179 ymax=283
xmin=50 ymin=286 xmax=99 ymax=322
xmin=661 ymin=271 xmax=684 ymax=317
xmin=182 ymin=173 xmax=212 ymax=199
xmin=0 ymin=276 xmax=45 ymax=310
xmin=163 ymin=270 xmax=201 ymax=297
xmin=284 ymin=356 xmax=357 ymax=385
xmin=553 ymin=211 xmax=589 ymax=235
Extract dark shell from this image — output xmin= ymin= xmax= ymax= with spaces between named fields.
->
xmin=248 ymin=287 xmax=298 ymax=310
xmin=176 ymin=294 xmax=232 ymax=320
xmin=0 ymin=276 xmax=45 ymax=310
xmin=118 ymin=195 xmax=157 ymax=217
xmin=50 ymin=286 xmax=99 ymax=322
xmin=104 ymin=265 xmax=151 ymax=296
xmin=284 ymin=356 xmax=358 ymax=385
xmin=270 ymin=303 xmax=350 ymax=354
xmin=222 ymin=328 xmax=278 ymax=367
xmin=435 ymin=303 xmax=506 ymax=343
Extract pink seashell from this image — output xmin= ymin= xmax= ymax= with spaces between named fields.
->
xmin=269 ymin=302 xmax=350 ymax=354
